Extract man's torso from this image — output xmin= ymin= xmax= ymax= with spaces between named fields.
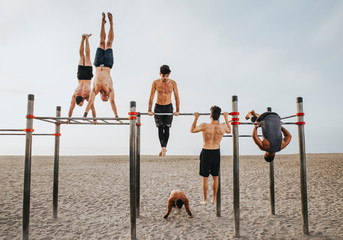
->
xmin=94 ymin=67 xmax=113 ymax=93
xmin=155 ymin=79 xmax=175 ymax=105
xmin=202 ymin=123 xmax=226 ymax=149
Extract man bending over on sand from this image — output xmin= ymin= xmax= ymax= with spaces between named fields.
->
xmin=190 ymin=106 xmax=231 ymax=204
xmin=84 ymin=12 xmax=119 ymax=118
xmin=148 ymin=65 xmax=180 ymax=157
xmin=245 ymin=110 xmax=292 ymax=162
xmin=163 ymin=190 xmax=193 ymax=219
xmin=68 ymin=34 xmax=96 ymax=123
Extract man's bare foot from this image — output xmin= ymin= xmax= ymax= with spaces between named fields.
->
xmin=159 ymin=150 xmax=163 ymax=157
xmin=201 ymin=200 xmax=207 ymax=205
xmin=211 ymin=197 xmax=216 ymax=204
xmin=102 ymin=12 xmax=107 ymax=23
xmin=84 ymin=34 xmax=92 ymax=39
xmin=107 ymin=12 xmax=113 ymax=24
xmin=162 ymin=147 xmax=167 ymax=157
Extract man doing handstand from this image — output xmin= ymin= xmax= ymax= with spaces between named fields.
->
xmin=148 ymin=65 xmax=180 ymax=157
xmin=190 ymin=106 xmax=231 ymax=204
xmin=245 ymin=110 xmax=292 ymax=162
xmin=68 ymin=34 xmax=96 ymax=122
xmin=84 ymin=12 xmax=118 ymax=118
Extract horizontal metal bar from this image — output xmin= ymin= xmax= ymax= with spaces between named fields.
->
xmin=281 ymin=115 xmax=296 ymax=120
xmin=223 ymin=134 xmax=263 ymax=138
xmin=240 ymin=122 xmax=256 ymax=125
xmin=0 ymin=129 xmax=23 ymax=132
xmin=0 ymin=133 xmax=55 ymax=136
xmin=281 ymin=122 xmax=298 ymax=125
xmin=65 ymin=122 xmax=130 ymax=125
xmin=139 ymin=112 xmax=225 ymax=116
xmin=35 ymin=117 xmax=130 ymax=121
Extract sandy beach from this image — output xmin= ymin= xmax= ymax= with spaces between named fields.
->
xmin=0 ymin=153 xmax=342 ymax=240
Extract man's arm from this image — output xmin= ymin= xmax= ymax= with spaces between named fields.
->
xmin=172 ymin=81 xmax=180 ymax=115
xmin=190 ymin=113 xmax=204 ymax=133
xmin=252 ymin=126 xmax=264 ymax=150
xmin=68 ymin=95 xmax=76 ymax=118
xmin=84 ymin=88 xmax=97 ymax=117
xmin=280 ymin=126 xmax=292 ymax=150
xmin=163 ymin=199 xmax=173 ymax=219
xmin=183 ymin=199 xmax=193 ymax=217
xmin=91 ymin=104 xmax=97 ymax=124
xmin=109 ymin=89 xmax=119 ymax=117
xmin=148 ymin=81 xmax=156 ymax=116
xmin=223 ymin=112 xmax=231 ymax=134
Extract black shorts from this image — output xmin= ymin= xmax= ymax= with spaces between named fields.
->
xmin=199 ymin=149 xmax=220 ymax=177
xmin=77 ymin=65 xmax=93 ymax=80
xmin=93 ymin=48 xmax=114 ymax=69
xmin=251 ymin=112 xmax=279 ymax=123
xmin=154 ymin=103 xmax=173 ymax=127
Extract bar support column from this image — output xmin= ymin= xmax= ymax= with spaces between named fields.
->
xmin=297 ymin=97 xmax=309 ymax=235
xmin=129 ymin=102 xmax=137 ymax=240
xmin=136 ymin=114 xmax=141 ymax=217
xmin=267 ymin=107 xmax=275 ymax=215
xmin=23 ymin=94 xmax=34 ymax=240
xmin=232 ymin=95 xmax=240 ymax=237
xmin=53 ymin=106 xmax=61 ymax=218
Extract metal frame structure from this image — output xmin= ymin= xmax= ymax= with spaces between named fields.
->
xmin=4 ymin=94 xmax=308 ymax=240
xmin=19 ymin=94 xmax=140 ymax=240
xmin=229 ymin=95 xmax=309 ymax=237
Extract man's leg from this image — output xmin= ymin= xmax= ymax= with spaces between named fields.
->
xmin=202 ymin=177 xmax=208 ymax=205
xmin=161 ymin=125 xmax=170 ymax=156
xmin=78 ymin=35 xmax=85 ymax=65
xmin=106 ymin=12 xmax=114 ymax=49
xmin=99 ymin=12 xmax=106 ymax=49
xmin=84 ymin=34 xmax=92 ymax=66
xmin=158 ymin=126 xmax=165 ymax=156
xmin=211 ymin=176 xmax=219 ymax=204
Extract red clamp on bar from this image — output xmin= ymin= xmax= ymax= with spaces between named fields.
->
xmin=129 ymin=116 xmax=137 ymax=120
xmin=232 ymin=118 xmax=239 ymax=121
xmin=128 ymin=112 xmax=139 ymax=116
xmin=229 ymin=112 xmax=239 ymax=115
xmin=297 ymin=122 xmax=305 ymax=125
xmin=231 ymin=122 xmax=241 ymax=125
xmin=137 ymin=123 xmax=142 ymax=126
xmin=53 ymin=133 xmax=61 ymax=136
xmin=296 ymin=113 xmax=305 ymax=116
xmin=23 ymin=129 xmax=34 ymax=132
xmin=26 ymin=115 xmax=35 ymax=119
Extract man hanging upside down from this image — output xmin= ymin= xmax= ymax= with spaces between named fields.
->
xmin=245 ymin=110 xmax=292 ymax=162
xmin=190 ymin=106 xmax=231 ymax=205
xmin=68 ymin=34 xmax=96 ymax=123
xmin=163 ymin=190 xmax=193 ymax=219
xmin=84 ymin=12 xmax=119 ymax=118
xmin=148 ymin=65 xmax=180 ymax=157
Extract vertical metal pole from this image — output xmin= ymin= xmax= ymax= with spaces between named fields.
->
xmin=136 ymin=114 xmax=141 ymax=217
xmin=267 ymin=107 xmax=275 ymax=215
xmin=53 ymin=106 xmax=61 ymax=218
xmin=129 ymin=101 xmax=137 ymax=240
xmin=216 ymin=170 xmax=221 ymax=217
xmin=23 ymin=94 xmax=34 ymax=240
xmin=297 ymin=97 xmax=309 ymax=235
xmin=232 ymin=95 xmax=240 ymax=237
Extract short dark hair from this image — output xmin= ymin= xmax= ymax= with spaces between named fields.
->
xmin=210 ymin=106 xmax=221 ymax=120
xmin=76 ymin=96 xmax=83 ymax=105
xmin=264 ymin=154 xmax=275 ymax=162
xmin=176 ymin=199 xmax=184 ymax=209
xmin=160 ymin=65 xmax=171 ymax=75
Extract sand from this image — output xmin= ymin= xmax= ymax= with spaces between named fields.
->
xmin=0 ymin=153 xmax=342 ymax=240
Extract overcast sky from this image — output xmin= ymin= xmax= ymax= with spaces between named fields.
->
xmin=1 ymin=0 xmax=342 ymax=156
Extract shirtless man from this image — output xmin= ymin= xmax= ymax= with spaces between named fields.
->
xmin=68 ymin=34 xmax=96 ymax=122
xmin=245 ymin=110 xmax=292 ymax=162
xmin=163 ymin=190 xmax=193 ymax=219
xmin=190 ymin=106 xmax=231 ymax=205
xmin=83 ymin=12 xmax=118 ymax=118
xmin=148 ymin=65 xmax=180 ymax=157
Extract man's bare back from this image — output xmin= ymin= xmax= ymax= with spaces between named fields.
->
xmin=164 ymin=190 xmax=192 ymax=219
xmin=191 ymin=112 xmax=231 ymax=149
